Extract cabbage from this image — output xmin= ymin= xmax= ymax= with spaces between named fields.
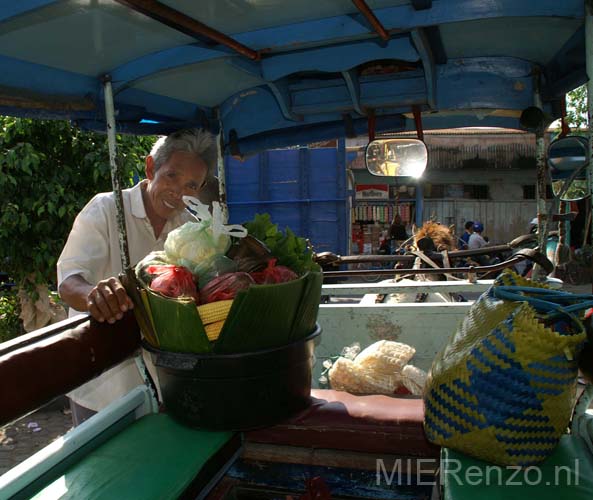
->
xmin=165 ymin=199 xmax=247 ymax=283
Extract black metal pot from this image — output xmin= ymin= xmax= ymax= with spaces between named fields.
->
xmin=142 ymin=325 xmax=321 ymax=430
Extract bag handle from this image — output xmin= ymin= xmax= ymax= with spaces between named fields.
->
xmin=182 ymin=196 xmax=248 ymax=239
xmin=493 ymin=286 xmax=593 ymax=334
xmin=493 ymin=286 xmax=593 ymax=313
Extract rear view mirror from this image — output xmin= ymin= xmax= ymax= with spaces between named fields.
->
xmin=548 ymin=136 xmax=589 ymax=201
xmin=365 ymin=138 xmax=428 ymax=178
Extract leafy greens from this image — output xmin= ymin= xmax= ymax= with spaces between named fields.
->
xmin=243 ymin=213 xmax=319 ymax=275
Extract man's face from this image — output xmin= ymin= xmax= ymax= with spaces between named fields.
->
xmin=145 ymin=150 xmax=208 ymax=220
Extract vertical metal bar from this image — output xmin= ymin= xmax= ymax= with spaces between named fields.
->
xmin=415 ymin=182 xmax=424 ymax=227
xmin=586 ymin=0 xmax=593 ymax=291
xmin=102 ymin=76 xmax=130 ymax=272
xmin=533 ymin=79 xmax=548 ymax=254
xmin=337 ymin=138 xmax=347 ymax=255
xmin=299 ymin=147 xmax=310 ymax=240
xmin=535 ymin=131 xmax=547 ymax=247
xmin=532 ymin=72 xmax=548 ymax=281
xmin=259 ymin=149 xmax=269 ymax=216
xmin=216 ymin=124 xmax=229 ymax=223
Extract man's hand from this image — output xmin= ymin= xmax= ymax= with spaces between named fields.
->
xmin=58 ymin=275 xmax=134 ymax=323
xmin=87 ymin=277 xmax=134 ymax=324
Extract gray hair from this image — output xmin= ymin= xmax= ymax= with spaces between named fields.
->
xmin=150 ymin=129 xmax=218 ymax=174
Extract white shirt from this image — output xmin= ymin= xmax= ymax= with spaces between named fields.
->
xmin=468 ymin=233 xmax=488 ymax=250
xmin=57 ymin=180 xmax=191 ymax=411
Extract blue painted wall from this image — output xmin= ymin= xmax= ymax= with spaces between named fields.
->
xmin=225 ymin=142 xmax=349 ymax=255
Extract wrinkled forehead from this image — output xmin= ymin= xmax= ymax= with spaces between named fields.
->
xmin=161 ymin=151 xmax=209 ymax=179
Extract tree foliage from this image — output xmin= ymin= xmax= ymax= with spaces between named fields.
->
xmin=0 ymin=290 xmax=22 ymax=342
xmin=566 ymin=85 xmax=588 ymax=129
xmin=0 ymin=117 xmax=154 ymax=289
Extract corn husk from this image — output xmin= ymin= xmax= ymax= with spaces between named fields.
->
xmin=328 ymin=357 xmax=401 ymax=395
xmin=401 ymin=364 xmax=428 ymax=395
xmin=355 ymin=340 xmax=416 ymax=374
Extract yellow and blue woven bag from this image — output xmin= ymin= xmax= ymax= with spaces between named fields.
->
xmin=423 ymin=271 xmax=592 ymax=466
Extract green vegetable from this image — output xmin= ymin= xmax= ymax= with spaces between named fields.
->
xmin=243 ymin=213 xmax=317 ymax=275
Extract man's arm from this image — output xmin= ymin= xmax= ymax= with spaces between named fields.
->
xmin=59 ymin=274 xmax=133 ymax=324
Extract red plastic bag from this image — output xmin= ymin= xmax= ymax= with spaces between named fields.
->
xmin=147 ymin=265 xmax=199 ymax=302
xmin=250 ymin=259 xmax=298 ymax=284
xmin=199 ymin=272 xmax=255 ymax=303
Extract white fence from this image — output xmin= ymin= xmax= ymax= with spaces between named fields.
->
xmin=423 ymin=199 xmax=540 ymax=244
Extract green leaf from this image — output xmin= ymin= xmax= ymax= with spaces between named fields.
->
xmin=145 ymin=290 xmax=211 ymax=353
xmin=244 ymin=213 xmax=315 ymax=275
xmin=214 ymin=276 xmax=307 ymax=354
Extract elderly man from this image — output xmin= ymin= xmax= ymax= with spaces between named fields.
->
xmin=57 ymin=128 xmax=216 ymax=424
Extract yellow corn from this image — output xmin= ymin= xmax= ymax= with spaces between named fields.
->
xmin=204 ymin=320 xmax=225 ymax=341
xmin=197 ymin=299 xmax=233 ymax=325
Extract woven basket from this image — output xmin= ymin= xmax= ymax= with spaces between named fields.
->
xmin=423 ymin=271 xmax=592 ymax=466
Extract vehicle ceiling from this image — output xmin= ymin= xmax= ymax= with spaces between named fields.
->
xmin=0 ymin=0 xmax=586 ymax=155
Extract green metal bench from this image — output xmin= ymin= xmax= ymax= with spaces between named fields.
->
xmin=0 ymin=386 xmax=240 ymax=500
xmin=441 ymin=434 xmax=593 ymax=500
xmin=28 ymin=414 xmax=239 ymax=500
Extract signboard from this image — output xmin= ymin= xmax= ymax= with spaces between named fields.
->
xmin=355 ymin=184 xmax=389 ymax=200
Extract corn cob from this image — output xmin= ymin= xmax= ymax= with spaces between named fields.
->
xmin=204 ymin=320 xmax=225 ymax=341
xmin=197 ymin=299 xmax=233 ymax=325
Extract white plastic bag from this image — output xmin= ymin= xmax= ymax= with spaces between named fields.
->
xmin=164 ymin=198 xmax=247 ymax=284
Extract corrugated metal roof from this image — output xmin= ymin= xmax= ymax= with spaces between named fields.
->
xmin=425 ymin=133 xmax=537 ymax=170
xmin=348 ymin=127 xmax=540 ymax=170
xmin=380 ymin=127 xmax=533 ymax=137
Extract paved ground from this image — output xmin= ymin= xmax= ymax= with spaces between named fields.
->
xmin=0 ymin=397 xmax=72 ymax=476
xmin=1 ymin=281 xmax=592 ymax=477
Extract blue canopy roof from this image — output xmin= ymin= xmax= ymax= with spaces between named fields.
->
xmin=0 ymin=0 xmax=586 ymax=155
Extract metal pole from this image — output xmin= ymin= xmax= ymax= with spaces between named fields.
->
xmin=415 ymin=181 xmax=424 ymax=227
xmin=102 ymin=75 xmax=131 ymax=272
xmin=337 ymin=138 xmax=347 ymax=256
xmin=532 ymin=72 xmax=548 ymax=281
xmin=216 ymin=120 xmax=229 ymax=223
xmin=586 ymin=0 xmax=593 ymax=291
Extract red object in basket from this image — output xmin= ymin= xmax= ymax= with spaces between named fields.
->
xmin=146 ymin=265 xmax=199 ymax=302
xmin=199 ymin=272 xmax=255 ymax=303
xmin=250 ymin=259 xmax=298 ymax=284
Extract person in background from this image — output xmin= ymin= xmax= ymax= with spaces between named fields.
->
xmin=389 ymin=213 xmax=408 ymax=250
xmin=528 ymin=217 xmax=539 ymax=234
xmin=468 ymin=221 xmax=488 ymax=250
xmin=459 ymin=220 xmax=474 ymax=249
xmin=57 ymin=129 xmax=216 ymax=425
